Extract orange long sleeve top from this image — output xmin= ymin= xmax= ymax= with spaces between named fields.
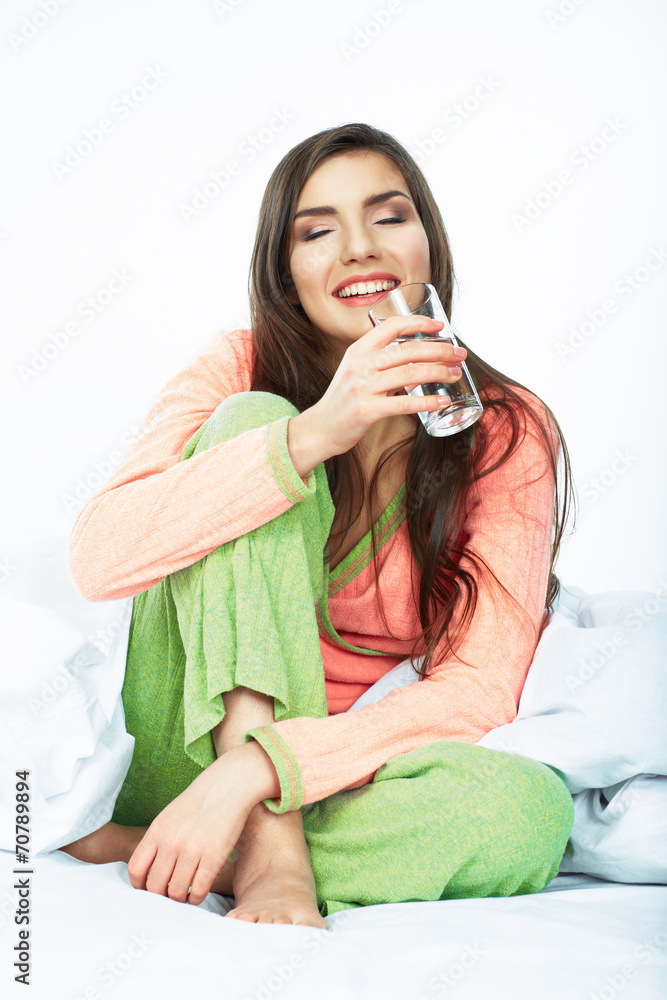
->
xmin=67 ymin=328 xmax=558 ymax=813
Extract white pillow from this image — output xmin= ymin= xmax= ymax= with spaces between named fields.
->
xmin=0 ymin=535 xmax=133 ymax=855
xmin=560 ymin=775 xmax=667 ymax=884
xmin=477 ymin=586 xmax=667 ymax=792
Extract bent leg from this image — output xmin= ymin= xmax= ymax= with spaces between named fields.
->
xmin=301 ymin=740 xmax=575 ymax=916
xmin=113 ymin=391 xmax=334 ymax=827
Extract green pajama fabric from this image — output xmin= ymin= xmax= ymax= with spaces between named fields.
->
xmin=112 ymin=390 xmax=574 ymax=915
xmin=301 ymin=743 xmax=573 ymax=915
xmin=112 ymin=391 xmax=335 ymax=826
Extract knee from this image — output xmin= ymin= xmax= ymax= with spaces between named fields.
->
xmin=424 ymin=742 xmax=574 ymax=896
xmin=494 ymin=753 xmax=574 ymax=892
xmin=182 ymin=391 xmax=299 ymax=458
xmin=211 ymin=391 xmax=299 ymax=434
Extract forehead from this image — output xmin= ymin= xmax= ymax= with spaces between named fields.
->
xmin=294 ymin=151 xmax=408 ymax=209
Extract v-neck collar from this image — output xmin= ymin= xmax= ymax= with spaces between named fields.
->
xmin=326 ymin=482 xmax=407 ymax=596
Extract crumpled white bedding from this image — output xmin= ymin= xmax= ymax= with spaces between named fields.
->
xmin=1 ymin=535 xmax=666 ymax=999
xmin=0 ymin=535 xmax=666 ymax=885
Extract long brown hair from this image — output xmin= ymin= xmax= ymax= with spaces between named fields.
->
xmin=248 ymin=123 xmax=576 ymax=680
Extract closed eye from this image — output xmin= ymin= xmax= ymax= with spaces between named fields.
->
xmin=303 ymin=217 xmax=406 ymax=242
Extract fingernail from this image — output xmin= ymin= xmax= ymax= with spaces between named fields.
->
xmin=447 ymin=366 xmax=462 ymax=375
xmin=453 ymin=347 xmax=466 ymax=357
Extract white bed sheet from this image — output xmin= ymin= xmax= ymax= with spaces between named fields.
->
xmin=1 ymin=850 xmax=666 ymax=1000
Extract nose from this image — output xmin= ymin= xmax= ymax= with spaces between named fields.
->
xmin=340 ymin=221 xmax=381 ymax=264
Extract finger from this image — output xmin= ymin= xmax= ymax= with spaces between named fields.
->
xmin=188 ymin=854 xmax=229 ymax=906
xmin=375 ymin=338 xmax=466 ymax=371
xmin=167 ymin=853 xmax=201 ymax=903
xmin=403 ymin=380 xmax=458 ymax=394
xmin=374 ymin=362 xmax=463 ymax=397
xmin=362 ymin=313 xmax=446 ymax=348
xmin=127 ymin=834 xmax=158 ymax=890
xmin=372 ymin=389 xmax=452 ymax=420
xmin=395 ymin=392 xmax=451 ymax=417
xmin=144 ymin=850 xmax=179 ymax=897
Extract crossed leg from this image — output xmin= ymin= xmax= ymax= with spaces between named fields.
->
xmin=61 ymin=685 xmax=328 ymax=928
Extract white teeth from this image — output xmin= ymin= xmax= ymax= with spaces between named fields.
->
xmin=337 ymin=279 xmax=397 ymax=298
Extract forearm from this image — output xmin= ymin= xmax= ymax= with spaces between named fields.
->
xmin=225 ymin=741 xmax=282 ymax=806
xmin=213 ymin=687 xmax=281 ymax=806
xmin=286 ymin=406 xmax=334 ymax=478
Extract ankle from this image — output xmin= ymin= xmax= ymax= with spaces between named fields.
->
xmin=239 ymin=802 xmax=304 ymax=842
xmin=234 ymin=805 xmax=310 ymax=865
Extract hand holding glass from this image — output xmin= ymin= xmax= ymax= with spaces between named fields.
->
xmin=368 ymin=282 xmax=483 ymax=436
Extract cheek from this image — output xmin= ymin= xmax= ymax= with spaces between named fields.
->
xmin=400 ymin=231 xmax=431 ymax=271
xmin=290 ymin=247 xmax=330 ymax=289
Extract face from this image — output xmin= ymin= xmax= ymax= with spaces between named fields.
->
xmin=287 ymin=151 xmax=431 ymax=358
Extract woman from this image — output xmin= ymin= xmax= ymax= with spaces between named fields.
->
xmin=63 ymin=122 xmax=575 ymax=928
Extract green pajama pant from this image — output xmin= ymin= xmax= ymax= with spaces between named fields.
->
xmin=112 ymin=391 xmax=575 ymax=916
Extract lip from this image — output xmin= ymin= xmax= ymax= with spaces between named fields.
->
xmin=331 ymin=272 xmax=401 ymax=303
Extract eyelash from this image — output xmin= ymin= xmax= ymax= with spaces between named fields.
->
xmin=303 ymin=216 xmax=406 ymax=242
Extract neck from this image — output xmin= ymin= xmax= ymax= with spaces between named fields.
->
xmin=355 ymin=416 xmax=416 ymax=471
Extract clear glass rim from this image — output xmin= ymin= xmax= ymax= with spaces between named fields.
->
xmin=369 ymin=281 xmax=439 ymax=321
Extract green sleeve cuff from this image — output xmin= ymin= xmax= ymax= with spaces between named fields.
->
xmin=266 ymin=416 xmax=317 ymax=505
xmin=243 ymin=724 xmax=304 ymax=814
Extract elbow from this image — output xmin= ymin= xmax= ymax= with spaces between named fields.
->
xmin=67 ymin=537 xmax=157 ymax=603
xmin=66 ymin=546 xmax=107 ymax=602
xmin=67 ymin=529 xmax=119 ymax=603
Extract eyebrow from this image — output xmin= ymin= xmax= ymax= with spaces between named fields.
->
xmin=292 ymin=189 xmax=412 ymax=221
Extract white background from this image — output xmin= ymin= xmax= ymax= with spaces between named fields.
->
xmin=1 ymin=0 xmax=665 ymax=594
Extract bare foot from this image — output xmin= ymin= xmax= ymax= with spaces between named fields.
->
xmin=227 ymin=805 xmax=329 ymax=929
xmin=60 ymin=822 xmax=148 ymax=865
xmin=227 ymin=860 xmax=328 ymax=928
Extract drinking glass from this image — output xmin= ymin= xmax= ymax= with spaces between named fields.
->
xmin=368 ymin=282 xmax=483 ymax=436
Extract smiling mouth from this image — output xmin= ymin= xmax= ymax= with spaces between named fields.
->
xmin=334 ymin=279 xmax=400 ymax=299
